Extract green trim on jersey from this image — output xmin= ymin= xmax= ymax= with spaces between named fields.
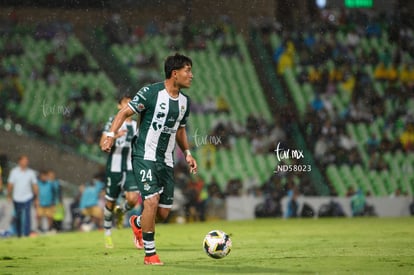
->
xmin=128 ymin=82 xmax=190 ymax=167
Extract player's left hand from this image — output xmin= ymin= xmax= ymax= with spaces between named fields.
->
xmin=186 ymin=155 xmax=197 ymax=174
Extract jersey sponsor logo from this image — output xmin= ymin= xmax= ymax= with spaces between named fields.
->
xmin=180 ymin=105 xmax=186 ymax=115
xmin=160 ymin=102 xmax=166 ymax=110
xmin=152 ymin=122 xmax=162 ymax=130
xmin=161 ymin=126 xmax=177 ymax=134
xmin=156 ymin=112 xmax=166 ymax=119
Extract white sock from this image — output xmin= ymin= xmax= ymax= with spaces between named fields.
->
xmin=135 ymin=215 xmax=141 ymax=228
xmin=103 ymin=206 xmax=113 ymax=230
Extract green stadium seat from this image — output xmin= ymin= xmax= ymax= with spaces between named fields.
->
xmin=326 ymin=165 xmax=346 ymax=196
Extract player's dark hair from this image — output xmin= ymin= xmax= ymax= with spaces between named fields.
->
xmin=164 ymin=53 xmax=192 ymax=79
xmin=118 ymin=95 xmax=131 ymax=104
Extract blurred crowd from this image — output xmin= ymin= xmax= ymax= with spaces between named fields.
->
xmin=103 ymin=13 xmax=243 ymax=58
xmin=0 ymin=14 xmax=109 ymax=148
xmin=1 ymin=7 xmax=414 ymax=230
xmin=254 ymin=9 xmax=414 ymax=197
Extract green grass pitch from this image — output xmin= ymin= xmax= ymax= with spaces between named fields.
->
xmin=1 ymin=217 xmax=413 ymax=274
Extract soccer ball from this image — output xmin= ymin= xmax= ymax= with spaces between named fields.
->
xmin=203 ymin=230 xmax=232 ymax=259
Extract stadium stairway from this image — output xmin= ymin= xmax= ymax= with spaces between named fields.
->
xmin=250 ymin=29 xmax=329 ymax=196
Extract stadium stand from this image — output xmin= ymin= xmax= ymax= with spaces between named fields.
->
xmin=100 ymin=17 xmax=279 ymax=191
xmin=3 ymin=6 xmax=412 ymax=204
xmin=0 ymin=21 xmax=118 ymax=163
xmin=260 ymin=11 xmax=414 ymax=197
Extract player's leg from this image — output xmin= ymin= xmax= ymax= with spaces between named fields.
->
xmin=103 ymin=172 xmax=122 ymax=248
xmin=119 ymin=170 xmax=140 ymax=220
xmin=37 ymin=207 xmax=44 ymax=232
xmin=130 ymin=159 xmax=163 ymax=264
xmin=23 ymin=199 xmax=32 ymax=236
xmin=142 ymin=163 xmax=174 ymax=264
xmin=141 ymin=194 xmax=163 ymax=265
xmin=14 ymin=201 xmax=23 ymax=237
xmin=156 ymin=164 xmax=175 ymax=222
xmin=47 ymin=207 xmax=54 ymax=231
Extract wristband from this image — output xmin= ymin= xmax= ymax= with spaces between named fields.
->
xmin=184 ymin=149 xmax=191 ymax=157
xmin=106 ymin=132 xmax=115 ymax=138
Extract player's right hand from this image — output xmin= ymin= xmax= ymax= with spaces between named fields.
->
xmin=101 ymin=137 xmax=114 ymax=152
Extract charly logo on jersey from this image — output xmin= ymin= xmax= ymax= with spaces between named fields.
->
xmin=180 ymin=105 xmax=185 ymax=115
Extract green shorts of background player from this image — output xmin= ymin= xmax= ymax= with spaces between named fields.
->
xmin=102 ymin=170 xmax=140 ymax=248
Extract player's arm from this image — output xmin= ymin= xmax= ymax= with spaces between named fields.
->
xmin=176 ymin=127 xmax=197 ymax=174
xmin=101 ymin=105 xmax=135 ymax=152
xmin=99 ymin=116 xmax=128 ymax=148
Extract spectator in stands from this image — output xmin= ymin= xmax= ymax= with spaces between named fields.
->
xmin=207 ymin=177 xmax=224 ymax=200
xmin=374 ymin=62 xmax=388 ymax=82
xmin=7 ymin=155 xmax=38 ymax=237
xmin=399 ymin=63 xmax=414 ymax=88
xmin=285 ymin=182 xmax=299 ymax=218
xmin=70 ymin=186 xmax=83 ymax=231
xmin=210 ymin=121 xmax=233 ymax=150
xmin=410 ymin=196 xmax=414 ymax=216
xmin=347 ymin=148 xmax=363 ymax=166
xmin=366 ymin=133 xmax=380 ymax=155
xmin=251 ymin=134 xmax=267 ymax=154
xmin=277 ymin=41 xmax=295 ymax=75
xmin=337 ymin=127 xmax=357 ymax=151
xmin=314 ymin=136 xmax=330 ymax=165
xmin=216 ymin=96 xmax=230 ymax=114
xmin=225 ymin=178 xmax=243 ymax=197
xmin=390 ymin=187 xmax=402 ymax=198
xmin=79 ymin=176 xmax=104 ymax=230
xmin=311 ymin=93 xmax=325 ymax=112
xmin=400 ymin=123 xmax=414 ymax=152
xmin=346 ymin=186 xmax=355 ymax=197
xmin=204 ymin=177 xmax=225 ymax=219
xmin=48 ymin=170 xmax=64 ymax=231
xmin=0 ymin=162 xmax=3 ymax=195
xmin=36 ymin=170 xmax=57 ymax=232
xmin=321 ymin=119 xmax=337 ymax=137
xmin=103 ymin=13 xmax=130 ymax=44
xmin=184 ymin=175 xmax=206 ymax=222
xmin=351 ymin=189 xmax=366 ymax=217
xmin=219 ymin=39 xmax=242 ymax=60
xmin=368 ymin=152 xmax=388 ymax=171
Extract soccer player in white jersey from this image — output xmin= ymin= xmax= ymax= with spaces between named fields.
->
xmin=101 ymin=53 xmax=197 ymax=265
xmin=100 ymin=96 xmax=139 ymax=249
